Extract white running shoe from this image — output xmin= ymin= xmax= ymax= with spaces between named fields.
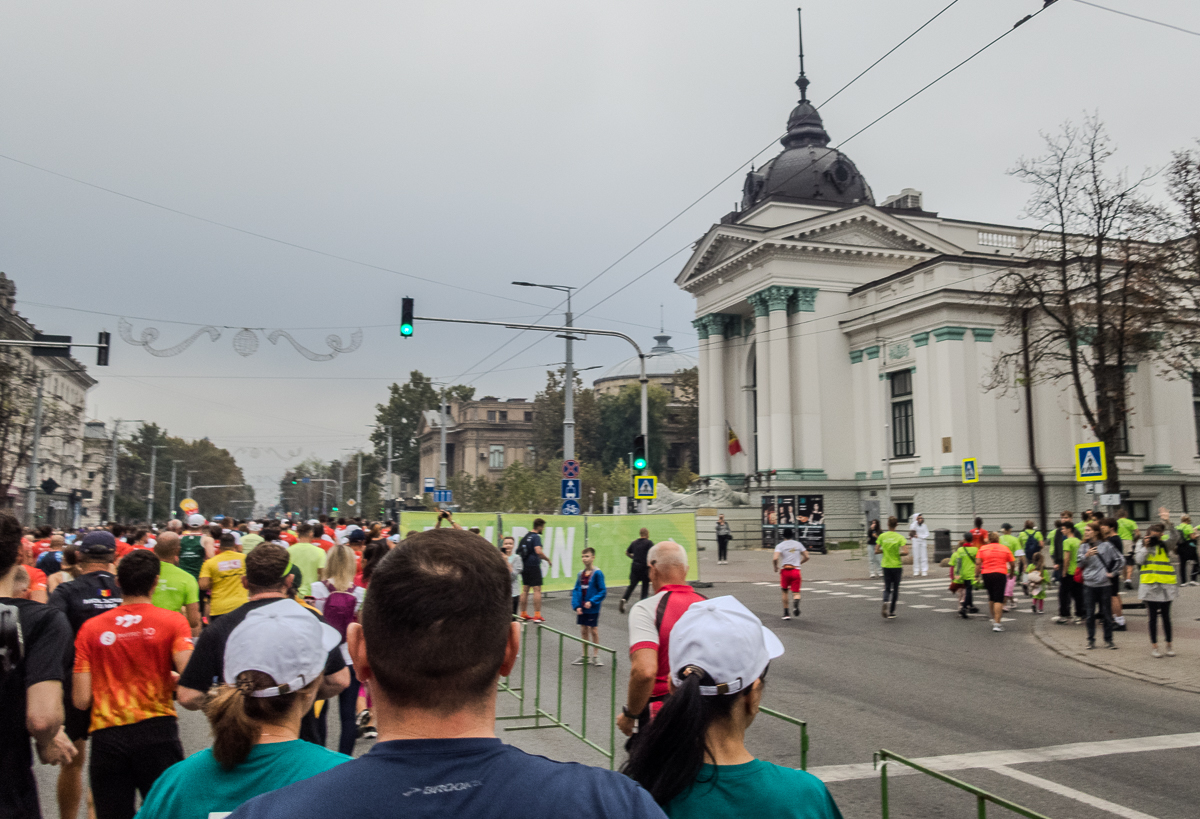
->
xmin=992 ymin=624 xmax=1004 ymax=632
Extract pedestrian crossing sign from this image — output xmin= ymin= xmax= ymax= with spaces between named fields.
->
xmin=634 ymin=476 xmax=657 ymax=499
xmin=1074 ymin=442 xmax=1107 ymax=482
xmin=961 ymin=458 xmax=978 ymax=484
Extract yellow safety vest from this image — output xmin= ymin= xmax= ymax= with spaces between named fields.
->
xmin=1140 ymin=544 xmax=1176 ymax=585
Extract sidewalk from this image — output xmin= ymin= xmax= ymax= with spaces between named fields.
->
xmin=1033 ymin=585 xmax=1200 ymax=694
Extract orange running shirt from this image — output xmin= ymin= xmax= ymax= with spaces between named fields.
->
xmin=977 ymin=543 xmax=1014 ymax=575
xmin=22 ymin=565 xmax=47 ymax=594
xmin=73 ymin=602 xmax=193 ymax=732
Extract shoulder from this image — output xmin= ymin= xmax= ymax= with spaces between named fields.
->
xmin=502 ymin=748 xmax=665 ymax=813
xmin=16 ymin=598 xmax=69 ymax=639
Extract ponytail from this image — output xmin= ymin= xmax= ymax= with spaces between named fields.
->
xmin=621 ymin=666 xmax=749 ymax=806
xmin=203 ymin=670 xmax=317 ymax=769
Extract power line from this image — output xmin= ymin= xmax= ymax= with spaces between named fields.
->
xmin=1071 ymin=0 xmax=1200 ymax=37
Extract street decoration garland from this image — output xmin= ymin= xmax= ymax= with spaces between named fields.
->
xmin=119 ymin=318 xmax=363 ymax=360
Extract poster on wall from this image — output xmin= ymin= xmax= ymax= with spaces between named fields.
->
xmin=761 ymin=495 xmax=776 ymax=548
xmin=795 ymin=495 xmax=826 ymax=553
xmin=777 ymin=495 xmax=796 ymax=526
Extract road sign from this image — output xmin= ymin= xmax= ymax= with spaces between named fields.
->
xmin=634 ymin=476 xmax=657 ymax=500
xmin=347 ymin=499 xmax=356 ymax=507
xmin=300 ymin=477 xmax=311 ymax=484
xmin=1099 ymin=493 xmax=1121 ymax=506
xmin=561 ymin=459 xmax=580 ymax=479
xmin=179 ymin=498 xmax=198 ymax=515
xmin=423 ymin=478 xmax=435 ymax=492
xmin=433 ymin=489 xmax=453 ymax=504
xmin=561 ymin=479 xmax=581 ymax=500
xmin=561 ymin=499 xmax=581 ymax=515
xmin=961 ymin=458 xmax=978 ymax=484
xmin=1074 ymin=442 xmax=1107 ymax=481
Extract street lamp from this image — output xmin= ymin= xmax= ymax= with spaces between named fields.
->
xmin=514 ymin=282 xmax=578 ymax=463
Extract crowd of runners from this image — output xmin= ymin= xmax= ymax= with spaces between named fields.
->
xmin=1 ymin=510 xmax=844 ymax=819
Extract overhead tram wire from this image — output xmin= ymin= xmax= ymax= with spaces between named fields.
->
xmin=1071 ymin=0 xmax=1200 ymax=38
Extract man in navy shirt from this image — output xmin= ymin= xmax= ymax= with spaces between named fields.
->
xmin=229 ymin=527 xmax=663 ymax=819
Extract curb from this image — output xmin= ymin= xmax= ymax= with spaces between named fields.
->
xmin=1032 ymin=614 xmax=1200 ymax=694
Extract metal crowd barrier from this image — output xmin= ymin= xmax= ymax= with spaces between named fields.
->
xmin=758 ymin=706 xmax=809 ymax=770
xmin=874 ymin=750 xmax=1051 ymax=819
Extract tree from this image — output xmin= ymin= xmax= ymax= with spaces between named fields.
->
xmin=0 ymin=352 xmax=78 ymax=506
xmin=594 ymin=383 xmax=670 ymax=473
xmin=119 ymin=424 xmax=252 ymax=523
xmin=989 ymin=116 xmax=1173 ymax=493
xmin=531 ymin=368 xmax=601 ymax=468
xmin=673 ymin=366 xmax=699 ymax=472
xmin=371 ymin=372 xmax=475 ymax=483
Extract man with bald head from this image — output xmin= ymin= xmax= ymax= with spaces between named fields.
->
xmin=616 ymin=540 xmax=705 ymax=743
xmin=166 ymin=519 xmax=183 ymax=534
xmin=152 ymin=531 xmax=201 ymax=637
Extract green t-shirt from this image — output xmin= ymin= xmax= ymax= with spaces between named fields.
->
xmin=1018 ymin=529 xmax=1043 ymax=548
xmin=136 ymin=740 xmax=350 ymax=819
xmin=876 ymin=531 xmax=906 ymax=569
xmin=288 ymin=541 xmax=328 ymax=597
xmin=1062 ymin=537 xmax=1081 ymax=573
xmin=1117 ymin=517 xmax=1137 ymax=541
xmin=999 ymin=534 xmax=1022 ymax=555
xmin=152 ymin=561 xmax=200 ymax=614
xmin=240 ymin=533 xmax=264 ymax=553
xmin=666 ymin=759 xmax=843 ymax=819
xmin=1179 ymin=523 xmax=1195 ymax=542
xmin=178 ymin=533 xmax=206 ymax=578
xmin=952 ymin=546 xmax=978 ymax=581
xmin=1074 ymin=521 xmax=1086 ymax=537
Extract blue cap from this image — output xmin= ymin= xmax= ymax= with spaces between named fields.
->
xmin=79 ymin=531 xmax=117 ymax=555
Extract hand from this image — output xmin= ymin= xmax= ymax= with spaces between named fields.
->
xmin=1159 ymin=506 xmax=1170 ymax=523
xmin=584 ymin=602 xmax=591 ymax=609
xmin=575 ymin=608 xmax=582 ymax=614
xmin=1086 ymin=547 xmax=1098 ymax=557
xmin=617 ymin=712 xmax=635 ymax=737
xmin=36 ymin=729 xmax=77 ymax=766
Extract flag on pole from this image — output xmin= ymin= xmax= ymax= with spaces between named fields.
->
xmin=727 ymin=423 xmax=744 ymax=456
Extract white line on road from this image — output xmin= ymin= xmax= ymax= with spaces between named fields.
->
xmin=990 ymin=766 xmax=1160 ymax=819
xmin=810 ymin=732 xmax=1200 ymax=783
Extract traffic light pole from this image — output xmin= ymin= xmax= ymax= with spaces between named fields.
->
xmin=25 ymin=375 xmax=44 ymax=526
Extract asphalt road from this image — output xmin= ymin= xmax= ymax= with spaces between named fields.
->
xmin=36 ymin=557 xmax=1200 ymax=819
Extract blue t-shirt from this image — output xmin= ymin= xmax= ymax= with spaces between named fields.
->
xmin=228 ymin=738 xmax=665 ymax=819
xmin=136 ymin=740 xmax=350 ymax=819
xmin=666 ymin=760 xmax=842 ymax=819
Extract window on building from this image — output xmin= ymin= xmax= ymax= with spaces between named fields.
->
xmin=1112 ymin=417 xmax=1130 ymax=455
xmin=894 ymin=502 xmax=914 ymax=522
xmin=527 ymin=445 xmax=536 ymax=464
xmin=525 ymin=411 xmax=533 ymax=422
xmin=1129 ymin=500 xmax=1150 ymax=521
xmin=499 ymin=411 xmax=508 ymax=422
xmin=889 ymin=370 xmax=915 ymax=458
xmin=1193 ymin=373 xmax=1200 ymax=455
xmin=489 ymin=445 xmax=505 ymax=469
xmin=487 ymin=410 xmax=496 ymax=422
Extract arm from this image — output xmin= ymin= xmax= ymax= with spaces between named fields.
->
xmin=617 ymin=648 xmax=657 ymax=737
xmin=177 ymin=686 xmax=206 ymax=710
xmin=772 ymin=552 xmax=779 ymax=571
xmin=198 ymin=577 xmax=212 ymax=592
xmin=71 ymin=672 xmax=92 ymax=711
xmin=27 ymin=681 xmax=74 ymax=765
xmin=318 ymin=666 xmax=350 ymax=700
xmin=183 ymin=603 xmax=201 ymax=638
xmin=800 ymin=550 xmax=811 ymax=565
xmin=592 ymin=571 xmax=607 ymax=604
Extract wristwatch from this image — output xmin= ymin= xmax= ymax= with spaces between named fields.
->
xmin=621 ymin=705 xmax=637 ymax=720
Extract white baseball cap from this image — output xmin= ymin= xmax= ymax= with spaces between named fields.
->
xmin=306 ymin=519 xmax=320 ymax=526
xmin=668 ymin=596 xmax=784 ymax=696
xmin=224 ymin=599 xmax=341 ymax=697
xmin=187 ymin=514 xmax=206 ymax=528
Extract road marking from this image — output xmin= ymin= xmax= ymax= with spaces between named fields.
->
xmin=753 ymin=582 xmax=773 ymax=585
xmin=810 ymin=732 xmax=1200 ymax=783
xmin=991 ymin=766 xmax=1159 ymax=819
xmin=908 ymin=605 xmax=933 ymax=608
xmin=846 ymin=594 xmax=868 ymax=598
xmin=933 ymin=608 xmax=957 ymax=612
xmin=827 ymin=592 xmax=849 ymax=596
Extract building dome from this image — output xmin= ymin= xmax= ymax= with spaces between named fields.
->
xmin=594 ymin=335 xmax=697 ymax=388
xmin=740 ymin=76 xmax=873 ymax=210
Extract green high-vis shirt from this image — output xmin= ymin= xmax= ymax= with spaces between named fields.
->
xmin=1117 ymin=518 xmax=1138 ymax=541
xmin=151 ymin=561 xmax=199 ymax=614
xmin=877 ymin=531 xmax=907 ymax=569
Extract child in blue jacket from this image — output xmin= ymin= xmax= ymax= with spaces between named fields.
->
xmin=571 ymin=547 xmax=607 ymax=666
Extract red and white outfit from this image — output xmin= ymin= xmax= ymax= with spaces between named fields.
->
xmin=627 ymin=584 xmax=706 ymax=718
xmin=774 ymin=538 xmax=807 ymax=592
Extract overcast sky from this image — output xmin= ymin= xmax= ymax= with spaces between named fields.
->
xmin=3 ymin=0 xmax=1198 ymax=505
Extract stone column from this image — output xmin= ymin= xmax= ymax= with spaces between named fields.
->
xmin=703 ymin=314 xmax=730 ymax=477
xmin=932 ymin=327 xmax=969 ymax=475
xmin=747 ymin=292 xmax=772 ymax=470
xmin=762 ymin=286 xmax=795 ymax=472
xmin=971 ymin=328 xmax=1000 ymax=473
xmin=790 ymin=288 xmax=822 ymax=478
xmin=691 ymin=317 xmax=711 ymax=475
xmin=911 ymin=333 xmax=932 ymax=475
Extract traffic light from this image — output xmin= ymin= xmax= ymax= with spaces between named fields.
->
xmin=331 ymin=506 xmax=339 ymax=513
xmin=632 ymin=435 xmax=647 ymax=471
xmin=291 ymin=480 xmax=297 ymax=485
xmin=96 ymin=331 xmax=110 ymax=366
xmin=400 ymin=297 xmax=414 ymax=338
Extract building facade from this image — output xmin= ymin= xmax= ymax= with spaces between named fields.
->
xmin=417 ymin=397 xmax=536 ymax=488
xmin=677 ymin=70 xmax=1200 ymax=540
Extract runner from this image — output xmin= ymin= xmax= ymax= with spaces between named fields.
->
xmin=288 ymin=523 xmax=328 ymax=600
xmin=178 ymin=514 xmax=212 ymax=582
xmin=310 ymin=543 xmax=368 ymax=754
xmin=134 ymin=601 xmax=350 ymax=819
xmin=975 ymin=532 xmax=1015 ymax=632
xmin=200 ymin=533 xmax=249 ymax=621
xmin=517 ymin=518 xmax=549 ymax=622
xmin=46 ymin=538 xmax=82 ymax=596
xmin=1117 ymin=507 xmax=1138 ymax=588
xmin=240 ymin=521 xmax=265 ymax=553
xmin=772 ymin=529 xmax=808 ymax=621
xmin=17 ymin=540 xmax=47 ymax=604
xmin=571 ymin=547 xmax=607 ymax=665
xmin=969 ymin=517 xmax=988 ymax=547
xmin=151 ymin=532 xmax=202 ymax=638
xmin=47 ymin=531 xmax=123 ymax=819
xmin=875 ymin=517 xmax=908 ymax=620
xmin=908 ymin=513 xmax=930 ymax=576
xmin=998 ymin=524 xmax=1023 ymax=611
xmin=619 ymin=527 xmax=654 ymax=614
xmin=950 ymin=533 xmax=978 ymax=619
xmin=1027 ymin=552 xmax=1050 ymax=614
xmin=72 ymin=550 xmax=193 ymax=819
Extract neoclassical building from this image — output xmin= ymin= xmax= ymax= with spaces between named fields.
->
xmin=678 ymin=69 xmax=1200 ymax=540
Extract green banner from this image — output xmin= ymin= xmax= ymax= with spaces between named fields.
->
xmin=397 ymin=512 xmax=698 ymax=593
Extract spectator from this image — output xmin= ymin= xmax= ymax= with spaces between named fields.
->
xmin=1098 ymin=517 xmax=1127 ymax=631
xmin=1134 ymin=507 xmax=1179 ymax=658
xmin=72 ymin=550 xmax=194 ymax=819
xmin=501 ymin=536 xmax=522 ymax=615
xmin=617 ymin=541 xmax=706 ymax=742
xmin=620 ymin=528 xmax=654 ymax=613
xmin=176 ymin=543 xmax=350 ymax=745
xmin=715 ymin=515 xmax=732 ymax=565
xmin=135 ymin=600 xmax=350 ymax=819
xmin=571 ymin=547 xmax=607 ymax=666
xmin=865 ymin=518 xmax=882 ymax=579
xmin=517 ymin=519 xmax=550 ymax=622
xmin=0 ymin=512 xmax=76 ymax=819
xmin=623 ymin=596 xmax=841 ymax=819
xmin=1176 ymin=514 xmax=1198 ymax=586
xmin=152 ymin=532 xmax=202 ymax=638
xmin=1080 ymin=522 xmax=1123 ymax=650
xmin=1053 ymin=522 xmax=1084 ymax=624
xmin=226 ymin=528 xmax=664 ymax=819
xmin=975 ymin=533 xmax=1015 ymax=633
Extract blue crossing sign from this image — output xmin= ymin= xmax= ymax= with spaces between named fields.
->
xmin=423 ymin=478 xmax=435 ymax=492
xmin=961 ymin=458 xmax=978 ymax=484
xmin=634 ymin=476 xmax=657 ymax=500
xmin=433 ymin=489 xmax=453 ymax=504
xmin=1074 ymin=442 xmax=1107 ymax=482
xmin=561 ymin=499 xmax=581 ymax=515
xmin=561 ymin=479 xmax=581 ymax=500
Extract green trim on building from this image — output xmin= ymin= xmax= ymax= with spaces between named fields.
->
xmin=932 ymin=326 xmax=968 ymax=342
xmin=855 ymin=471 xmax=867 ymax=481
xmin=981 ymin=464 xmax=1002 ymax=476
xmin=1143 ymin=464 xmax=1174 ymax=474
xmin=790 ymin=287 xmax=818 ymax=314
xmin=691 ymin=317 xmax=709 ymax=340
xmin=871 ymin=470 xmax=884 ymax=480
xmin=747 ymin=291 xmax=771 ymax=318
xmin=850 ymin=349 xmax=864 ymax=364
xmin=971 ymin=328 xmax=995 ymax=342
xmin=919 ymin=467 xmax=934 ymax=477
xmin=865 ymin=345 xmax=880 ymax=360
xmin=912 ymin=332 xmax=930 ymax=347
xmin=798 ymin=469 xmax=828 ymax=480
xmin=939 ymin=465 xmax=960 ymax=476
xmin=759 ymin=285 xmax=796 ymax=313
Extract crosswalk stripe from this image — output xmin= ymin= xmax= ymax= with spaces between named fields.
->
xmin=990 ymin=766 xmax=1160 ymax=819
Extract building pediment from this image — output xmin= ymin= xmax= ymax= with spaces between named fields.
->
xmin=767 ymin=207 xmax=962 ymax=255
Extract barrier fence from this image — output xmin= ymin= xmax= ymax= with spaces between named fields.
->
xmin=874 ymin=750 xmax=1050 ymax=819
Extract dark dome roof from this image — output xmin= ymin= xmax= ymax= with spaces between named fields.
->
xmin=741 ymin=100 xmax=873 ymax=210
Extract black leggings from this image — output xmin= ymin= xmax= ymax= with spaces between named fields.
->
xmin=90 ymin=718 xmax=183 ymax=819
xmin=1147 ymin=600 xmax=1173 ymax=644
xmin=717 ymin=536 xmax=730 ymax=561
xmin=882 ymin=567 xmax=902 ymax=613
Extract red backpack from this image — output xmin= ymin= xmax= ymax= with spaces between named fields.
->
xmin=322 ymin=583 xmax=358 ymax=637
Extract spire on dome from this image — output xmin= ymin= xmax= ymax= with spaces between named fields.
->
xmin=795 ymin=7 xmax=809 ymax=103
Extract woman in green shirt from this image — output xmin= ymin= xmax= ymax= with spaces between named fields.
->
xmin=623 ymin=596 xmax=842 ymax=819
xmin=875 ymin=516 xmax=909 ymax=619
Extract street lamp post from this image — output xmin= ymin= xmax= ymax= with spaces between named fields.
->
xmin=170 ymin=460 xmax=185 ymax=519
xmin=513 ymin=282 xmax=578 ymax=462
xmin=146 ymin=445 xmax=164 ymax=524
xmin=106 ymin=419 xmax=144 ymax=523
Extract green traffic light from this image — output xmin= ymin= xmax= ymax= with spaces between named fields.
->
xmin=400 ymin=323 xmax=413 ymax=336
xmin=332 ymin=507 xmax=339 ymax=512
xmin=633 ymin=457 xmax=647 ymax=470
xmin=291 ymin=480 xmax=297 ymax=485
